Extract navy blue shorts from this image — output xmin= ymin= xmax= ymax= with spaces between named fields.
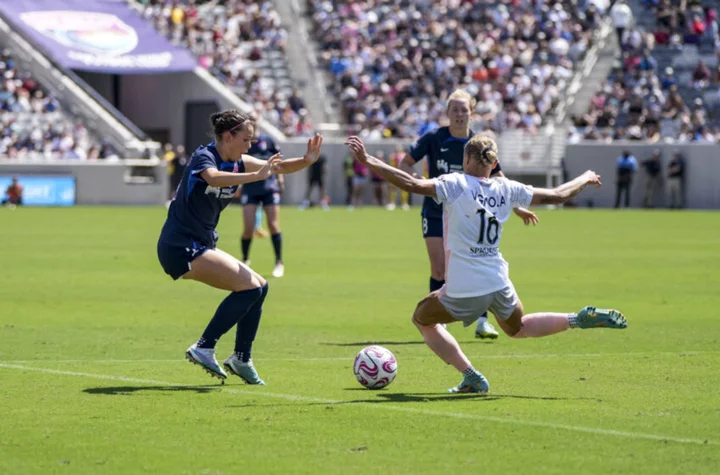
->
xmin=422 ymin=215 xmax=443 ymax=238
xmin=241 ymin=192 xmax=280 ymax=207
xmin=157 ymin=236 xmax=212 ymax=280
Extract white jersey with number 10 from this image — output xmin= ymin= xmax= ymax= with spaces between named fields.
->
xmin=432 ymin=172 xmax=533 ymax=298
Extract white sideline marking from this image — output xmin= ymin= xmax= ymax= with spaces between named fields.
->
xmin=0 ymin=350 xmax=709 ymax=364
xmin=0 ymin=363 xmax=715 ymax=447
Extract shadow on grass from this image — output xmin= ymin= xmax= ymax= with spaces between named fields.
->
xmin=227 ymin=390 xmax=583 ymax=409
xmin=340 ymin=389 xmax=579 ymax=403
xmin=320 ymin=340 xmax=495 ymax=347
xmin=83 ymin=385 xmax=221 ymax=396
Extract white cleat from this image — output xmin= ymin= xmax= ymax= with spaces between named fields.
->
xmin=242 ymin=259 xmax=251 ymax=267
xmin=475 ymin=320 xmax=499 ymax=339
xmin=223 ymin=354 xmax=266 ymax=385
xmin=401 ymin=204 xmax=410 ymax=211
xmin=186 ymin=344 xmax=227 ymax=380
xmin=386 ymin=203 xmax=396 ymax=211
xmin=272 ymin=262 xmax=284 ymax=278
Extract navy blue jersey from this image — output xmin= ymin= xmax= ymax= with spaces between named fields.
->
xmin=161 ymin=143 xmax=245 ymax=247
xmin=408 ymin=127 xmax=502 ymax=219
xmin=242 ymin=135 xmax=280 ymax=195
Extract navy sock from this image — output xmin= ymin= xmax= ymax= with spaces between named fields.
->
xmin=271 ymin=233 xmax=282 ymax=263
xmin=241 ymin=238 xmax=252 ymax=262
xmin=197 ymin=287 xmax=263 ymax=349
xmin=430 ymin=277 xmax=445 ymax=292
xmin=235 ymin=283 xmax=269 ymax=362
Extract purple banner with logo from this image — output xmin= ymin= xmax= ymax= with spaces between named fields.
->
xmin=0 ymin=0 xmax=197 ymax=73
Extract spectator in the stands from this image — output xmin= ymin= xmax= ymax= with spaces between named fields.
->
xmin=611 ymin=0 xmax=634 ymax=46
xmin=692 ymin=60 xmax=711 ymax=89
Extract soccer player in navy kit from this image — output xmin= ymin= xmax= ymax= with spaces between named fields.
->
xmin=399 ymin=90 xmax=538 ymax=339
xmin=157 ymin=109 xmax=323 ymax=384
xmin=240 ymin=133 xmax=286 ymax=278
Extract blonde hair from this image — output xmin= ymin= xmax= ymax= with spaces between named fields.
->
xmin=465 ymin=135 xmax=498 ymax=166
xmin=447 ymin=89 xmax=476 ymax=111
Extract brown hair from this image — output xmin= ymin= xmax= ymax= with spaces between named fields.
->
xmin=210 ymin=109 xmax=252 ymax=138
xmin=464 ymin=135 xmax=498 ymax=166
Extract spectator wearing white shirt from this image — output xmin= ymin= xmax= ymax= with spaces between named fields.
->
xmin=611 ymin=0 xmax=634 ymax=46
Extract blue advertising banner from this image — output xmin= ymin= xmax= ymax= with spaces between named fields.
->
xmin=0 ymin=0 xmax=197 ymax=73
xmin=0 ymin=176 xmax=76 ymax=206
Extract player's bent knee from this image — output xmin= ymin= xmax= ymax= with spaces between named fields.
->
xmin=500 ymin=319 xmax=523 ymax=337
xmin=412 ymin=314 xmax=428 ymax=328
xmin=507 ymin=326 xmax=523 ymax=338
xmin=412 ymin=308 xmax=434 ymax=327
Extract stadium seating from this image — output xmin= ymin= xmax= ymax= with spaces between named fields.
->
xmin=570 ymin=0 xmax=720 ymax=142
xmin=130 ymin=0 xmax=312 ymax=137
xmin=308 ymin=0 xmax=605 ymax=138
xmin=0 ymin=49 xmax=114 ymax=159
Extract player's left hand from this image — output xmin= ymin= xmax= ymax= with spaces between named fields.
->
xmin=513 ymin=207 xmax=539 ymax=226
xmin=259 ymin=154 xmax=281 ymax=179
xmin=344 ymin=136 xmax=368 ymax=164
xmin=304 ymin=134 xmax=323 ymax=164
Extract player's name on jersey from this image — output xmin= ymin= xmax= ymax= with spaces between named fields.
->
xmin=469 ymin=246 xmax=499 ymax=257
xmin=205 ymin=185 xmax=235 ymax=199
xmin=473 ymin=192 xmax=507 ymax=209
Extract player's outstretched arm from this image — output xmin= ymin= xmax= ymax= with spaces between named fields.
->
xmin=201 ymin=156 xmax=280 ymax=188
xmin=530 ymin=170 xmax=602 ymax=206
xmin=345 ymin=136 xmax=436 ymax=197
xmin=243 ymin=134 xmax=324 ymax=175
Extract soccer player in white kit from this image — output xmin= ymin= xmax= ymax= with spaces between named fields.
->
xmin=345 ymin=135 xmax=627 ymax=394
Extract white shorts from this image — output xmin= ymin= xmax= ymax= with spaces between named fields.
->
xmin=439 ymin=285 xmax=519 ymax=326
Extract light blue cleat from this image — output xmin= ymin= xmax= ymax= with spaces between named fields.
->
xmin=186 ymin=344 xmax=227 ymax=380
xmin=223 ymin=354 xmax=266 ymax=385
xmin=448 ymin=372 xmax=490 ymax=394
xmin=575 ymin=306 xmax=627 ymax=329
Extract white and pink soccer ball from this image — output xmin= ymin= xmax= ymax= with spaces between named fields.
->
xmin=353 ymin=345 xmax=398 ymax=389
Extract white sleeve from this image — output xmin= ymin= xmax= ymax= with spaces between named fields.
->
xmin=507 ymin=179 xmax=533 ymax=209
xmin=432 ymin=173 xmax=464 ymax=206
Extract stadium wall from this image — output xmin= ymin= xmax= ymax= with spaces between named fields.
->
xmin=564 ymin=144 xmax=720 ymax=209
xmin=0 ymin=161 xmax=167 ymax=205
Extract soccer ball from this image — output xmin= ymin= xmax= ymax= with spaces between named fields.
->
xmin=353 ymin=345 xmax=397 ymax=389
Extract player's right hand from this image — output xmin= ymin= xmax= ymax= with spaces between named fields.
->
xmin=583 ymin=170 xmax=602 ymax=188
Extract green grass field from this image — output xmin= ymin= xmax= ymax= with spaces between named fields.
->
xmin=1 ymin=206 xmax=719 ymax=474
